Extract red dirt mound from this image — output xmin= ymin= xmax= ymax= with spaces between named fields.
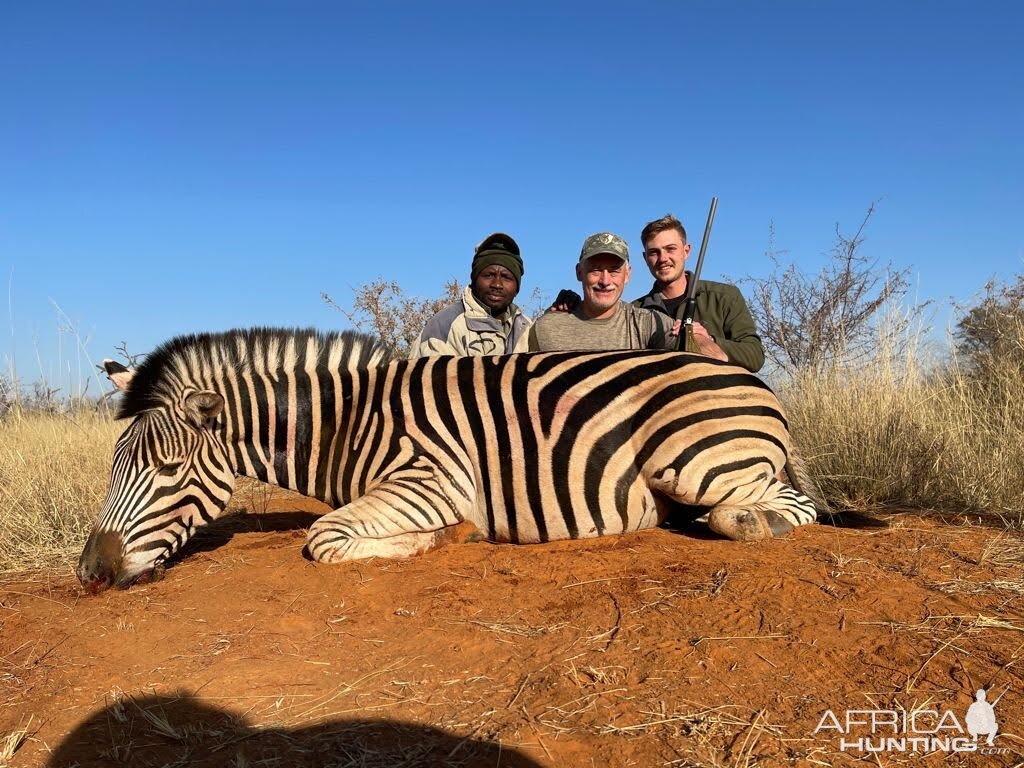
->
xmin=1 ymin=493 xmax=1022 ymax=766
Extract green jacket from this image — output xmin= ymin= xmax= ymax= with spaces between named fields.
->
xmin=632 ymin=275 xmax=765 ymax=372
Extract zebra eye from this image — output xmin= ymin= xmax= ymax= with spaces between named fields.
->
xmin=156 ymin=461 xmax=184 ymax=476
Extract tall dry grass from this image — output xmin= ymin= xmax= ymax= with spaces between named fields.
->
xmin=780 ymin=314 xmax=1024 ymax=522
xmin=0 ymin=410 xmax=121 ymax=573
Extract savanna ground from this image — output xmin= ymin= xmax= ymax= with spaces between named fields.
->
xmin=2 ymin=482 xmax=1023 ymax=767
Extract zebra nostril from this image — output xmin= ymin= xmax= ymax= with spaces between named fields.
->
xmin=84 ymin=574 xmax=113 ymax=595
xmin=76 ymin=557 xmax=115 ymax=594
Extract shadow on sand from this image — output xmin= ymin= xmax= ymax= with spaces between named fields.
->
xmin=163 ymin=510 xmax=320 ymax=563
xmin=161 ymin=500 xmax=890 ymax=577
xmin=46 ymin=693 xmax=545 ymax=767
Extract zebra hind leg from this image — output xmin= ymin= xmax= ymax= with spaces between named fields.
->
xmin=306 ymin=478 xmax=466 ymax=563
xmin=707 ymin=478 xmax=818 ymax=542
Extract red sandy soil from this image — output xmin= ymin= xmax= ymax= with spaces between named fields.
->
xmin=2 ymin=489 xmax=1023 ymax=767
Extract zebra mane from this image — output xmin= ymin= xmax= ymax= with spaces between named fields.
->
xmin=117 ymin=327 xmax=389 ymax=420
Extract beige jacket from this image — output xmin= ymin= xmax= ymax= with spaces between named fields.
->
xmin=408 ymin=287 xmax=531 ymax=358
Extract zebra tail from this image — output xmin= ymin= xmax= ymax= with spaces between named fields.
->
xmin=783 ymin=446 xmax=888 ymax=529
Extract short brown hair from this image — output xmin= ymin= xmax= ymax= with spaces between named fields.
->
xmin=641 ymin=214 xmax=687 ymax=250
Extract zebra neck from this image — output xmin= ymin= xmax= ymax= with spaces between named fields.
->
xmin=224 ymin=401 xmax=323 ymax=498
xmin=220 ymin=366 xmax=374 ymax=505
xmin=123 ymin=327 xmax=391 ymax=503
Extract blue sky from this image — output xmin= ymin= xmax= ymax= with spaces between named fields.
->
xmin=2 ymin=1 xmax=1021 ymax=394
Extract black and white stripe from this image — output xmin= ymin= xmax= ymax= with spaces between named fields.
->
xmin=80 ymin=328 xmax=817 ymax=585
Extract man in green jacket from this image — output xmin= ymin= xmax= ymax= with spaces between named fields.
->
xmin=633 ymin=214 xmax=764 ymax=372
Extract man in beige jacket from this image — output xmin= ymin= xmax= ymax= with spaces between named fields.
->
xmin=409 ymin=233 xmax=531 ymax=358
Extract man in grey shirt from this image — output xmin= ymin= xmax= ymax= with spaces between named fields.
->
xmin=516 ymin=232 xmax=677 ymax=352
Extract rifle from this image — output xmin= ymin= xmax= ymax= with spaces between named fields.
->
xmin=680 ymin=196 xmax=718 ymax=352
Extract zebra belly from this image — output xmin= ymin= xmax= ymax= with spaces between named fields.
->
xmin=465 ymin=402 xmax=787 ymax=543
xmin=472 ymin=470 xmax=668 ymax=544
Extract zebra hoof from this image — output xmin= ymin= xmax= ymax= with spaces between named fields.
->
xmin=707 ymin=509 xmax=795 ymax=541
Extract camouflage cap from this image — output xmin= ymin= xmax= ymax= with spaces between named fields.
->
xmin=578 ymin=232 xmax=629 ymax=264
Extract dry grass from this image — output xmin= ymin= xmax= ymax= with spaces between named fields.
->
xmin=0 ymin=410 xmax=121 ymax=573
xmin=780 ymin=318 xmax=1024 ymax=522
xmin=445 ymin=614 xmax=569 ymax=640
xmin=0 ymin=716 xmax=32 ymax=767
xmin=931 ymin=525 xmax=1024 ymax=600
xmin=979 ymin=534 xmax=1024 ymax=571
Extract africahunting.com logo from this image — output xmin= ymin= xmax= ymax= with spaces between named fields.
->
xmin=815 ymin=686 xmax=1010 ymax=755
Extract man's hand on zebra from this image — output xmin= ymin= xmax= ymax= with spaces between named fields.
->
xmin=690 ymin=321 xmax=729 ymax=362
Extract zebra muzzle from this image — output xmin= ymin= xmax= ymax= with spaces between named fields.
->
xmin=76 ymin=529 xmax=125 ymax=595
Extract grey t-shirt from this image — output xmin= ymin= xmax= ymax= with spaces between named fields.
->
xmin=522 ymin=301 xmax=676 ymax=352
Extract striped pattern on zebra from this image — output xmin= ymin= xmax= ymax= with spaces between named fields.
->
xmin=77 ymin=328 xmax=817 ymax=592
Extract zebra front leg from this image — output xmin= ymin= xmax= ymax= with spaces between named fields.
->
xmin=306 ymin=478 xmax=470 ymax=563
xmin=707 ymin=478 xmax=818 ymax=542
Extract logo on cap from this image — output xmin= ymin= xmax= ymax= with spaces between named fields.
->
xmin=579 ymin=232 xmax=629 ymax=263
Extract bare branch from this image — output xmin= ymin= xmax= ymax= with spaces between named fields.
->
xmin=737 ymin=204 xmax=930 ymax=375
xmin=323 ymin=280 xmax=463 ymax=359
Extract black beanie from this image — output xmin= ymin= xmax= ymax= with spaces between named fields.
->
xmin=471 ymin=232 xmax=524 ymax=287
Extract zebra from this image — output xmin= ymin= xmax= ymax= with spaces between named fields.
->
xmin=77 ymin=328 xmax=818 ymax=592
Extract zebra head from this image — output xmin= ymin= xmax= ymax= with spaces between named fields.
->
xmin=77 ymin=360 xmax=236 ymax=593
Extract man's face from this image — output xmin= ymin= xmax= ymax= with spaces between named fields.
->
xmin=577 ymin=254 xmax=631 ymax=315
xmin=643 ymin=229 xmax=691 ymax=286
xmin=472 ymin=264 xmax=519 ymax=315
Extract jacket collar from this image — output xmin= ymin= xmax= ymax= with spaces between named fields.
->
xmin=461 ymin=286 xmax=521 ymax=331
xmin=639 ymin=271 xmax=694 ymax=308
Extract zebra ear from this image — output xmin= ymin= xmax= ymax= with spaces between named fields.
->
xmin=184 ymin=391 xmax=224 ymax=429
xmin=103 ymin=359 xmax=135 ymax=392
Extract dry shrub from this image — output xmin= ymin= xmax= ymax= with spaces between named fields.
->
xmin=744 ymin=211 xmax=1020 ymax=521
xmin=954 ymin=273 xmax=1024 ymax=376
xmin=740 ymin=204 xmax=931 ymax=377
xmin=322 ymin=280 xmax=463 ymax=359
xmin=780 ymin=313 xmax=1024 ymax=520
xmin=0 ymin=410 xmax=121 ymax=572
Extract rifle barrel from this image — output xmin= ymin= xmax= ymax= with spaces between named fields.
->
xmin=682 ymin=196 xmax=719 ymax=327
